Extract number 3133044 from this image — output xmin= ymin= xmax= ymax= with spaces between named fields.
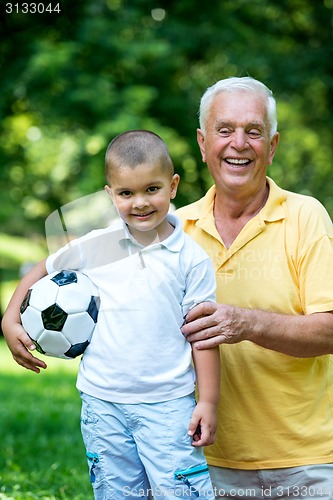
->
xmin=5 ymin=3 xmax=61 ymax=13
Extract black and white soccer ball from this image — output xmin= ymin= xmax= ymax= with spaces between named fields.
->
xmin=20 ymin=270 xmax=100 ymax=359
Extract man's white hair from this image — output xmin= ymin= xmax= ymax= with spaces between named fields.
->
xmin=199 ymin=76 xmax=277 ymax=138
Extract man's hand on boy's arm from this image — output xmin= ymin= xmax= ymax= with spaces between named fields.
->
xmin=188 ymin=400 xmax=218 ymax=447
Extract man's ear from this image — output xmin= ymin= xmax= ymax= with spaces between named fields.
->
xmin=268 ymin=132 xmax=279 ymax=166
xmin=197 ymin=129 xmax=206 ymax=162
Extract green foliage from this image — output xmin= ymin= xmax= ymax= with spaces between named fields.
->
xmin=0 ymin=233 xmax=46 ymax=267
xmin=0 ymin=0 xmax=332 ymax=240
xmin=0 ymin=340 xmax=92 ymax=499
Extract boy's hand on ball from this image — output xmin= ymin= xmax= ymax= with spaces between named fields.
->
xmin=5 ymin=322 xmax=47 ymax=373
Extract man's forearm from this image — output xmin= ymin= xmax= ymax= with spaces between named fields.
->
xmin=183 ymin=302 xmax=333 ymax=358
xmin=244 ymin=308 xmax=333 ymax=357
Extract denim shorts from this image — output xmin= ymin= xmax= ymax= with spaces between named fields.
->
xmin=80 ymin=391 xmax=215 ymax=499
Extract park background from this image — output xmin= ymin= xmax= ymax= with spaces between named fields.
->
xmin=0 ymin=0 xmax=332 ymax=498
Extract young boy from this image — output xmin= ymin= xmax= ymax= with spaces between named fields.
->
xmin=2 ymin=130 xmax=219 ymax=499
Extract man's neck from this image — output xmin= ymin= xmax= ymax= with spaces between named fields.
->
xmin=213 ymin=183 xmax=269 ymax=248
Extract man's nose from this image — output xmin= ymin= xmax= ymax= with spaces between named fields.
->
xmin=232 ymin=129 xmax=248 ymax=150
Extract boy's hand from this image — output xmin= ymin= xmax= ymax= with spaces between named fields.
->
xmin=188 ymin=401 xmax=217 ymax=447
xmin=4 ymin=322 xmax=47 ymax=373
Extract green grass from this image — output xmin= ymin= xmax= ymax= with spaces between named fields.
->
xmin=0 ymin=339 xmax=93 ymax=499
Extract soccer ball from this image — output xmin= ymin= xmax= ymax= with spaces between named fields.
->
xmin=20 ymin=270 xmax=100 ymax=359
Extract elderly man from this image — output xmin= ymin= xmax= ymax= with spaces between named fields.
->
xmin=177 ymin=76 xmax=333 ymax=499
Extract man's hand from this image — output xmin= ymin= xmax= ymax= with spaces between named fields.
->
xmin=182 ymin=302 xmax=244 ymax=349
xmin=183 ymin=302 xmax=333 ymax=358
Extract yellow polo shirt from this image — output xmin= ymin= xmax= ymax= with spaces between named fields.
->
xmin=175 ymin=177 xmax=333 ymax=469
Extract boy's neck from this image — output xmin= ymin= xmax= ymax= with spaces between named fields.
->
xmin=128 ymin=219 xmax=174 ymax=246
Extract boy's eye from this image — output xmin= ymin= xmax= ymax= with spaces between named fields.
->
xmin=147 ymin=186 xmax=159 ymax=193
xmin=119 ymin=190 xmax=132 ymax=197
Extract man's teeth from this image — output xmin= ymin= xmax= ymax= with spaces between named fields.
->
xmin=226 ymin=158 xmax=250 ymax=165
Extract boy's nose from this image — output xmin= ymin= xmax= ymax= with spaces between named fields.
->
xmin=133 ymin=196 xmax=149 ymax=209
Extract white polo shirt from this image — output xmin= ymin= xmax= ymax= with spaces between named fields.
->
xmin=46 ymin=214 xmax=216 ymax=403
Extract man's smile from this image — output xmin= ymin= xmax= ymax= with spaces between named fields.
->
xmin=225 ymin=157 xmax=252 ymax=166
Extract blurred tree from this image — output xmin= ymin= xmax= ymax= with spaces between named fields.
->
xmin=0 ymin=0 xmax=332 ymax=240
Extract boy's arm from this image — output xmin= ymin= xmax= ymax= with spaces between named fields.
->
xmin=188 ymin=344 xmax=220 ymax=447
xmin=1 ymin=259 xmax=48 ymax=373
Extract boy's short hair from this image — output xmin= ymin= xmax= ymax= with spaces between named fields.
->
xmin=105 ymin=130 xmax=174 ymax=184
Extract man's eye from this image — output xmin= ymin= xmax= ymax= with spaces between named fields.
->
xmin=248 ymin=130 xmax=261 ymax=138
xmin=219 ymin=129 xmax=232 ymax=136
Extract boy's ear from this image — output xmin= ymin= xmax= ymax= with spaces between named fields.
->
xmin=170 ymin=174 xmax=180 ymax=200
xmin=104 ymin=185 xmax=113 ymax=199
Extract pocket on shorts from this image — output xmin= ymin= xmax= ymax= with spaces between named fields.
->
xmin=174 ymin=463 xmax=210 ymax=498
xmin=80 ymin=393 xmax=102 ymax=486
xmin=86 ymin=451 xmax=100 ymax=483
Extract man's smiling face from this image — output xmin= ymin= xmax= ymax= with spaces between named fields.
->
xmin=197 ymin=90 xmax=279 ymax=197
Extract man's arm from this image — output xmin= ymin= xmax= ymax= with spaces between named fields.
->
xmin=188 ymin=345 xmax=220 ymax=447
xmin=1 ymin=259 xmax=48 ymax=373
xmin=182 ymin=302 xmax=333 ymax=358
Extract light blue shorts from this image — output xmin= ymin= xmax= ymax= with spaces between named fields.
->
xmin=209 ymin=464 xmax=333 ymax=499
xmin=80 ymin=391 xmax=215 ymax=499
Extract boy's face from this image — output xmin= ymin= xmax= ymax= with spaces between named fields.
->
xmin=105 ymin=163 xmax=179 ymax=236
